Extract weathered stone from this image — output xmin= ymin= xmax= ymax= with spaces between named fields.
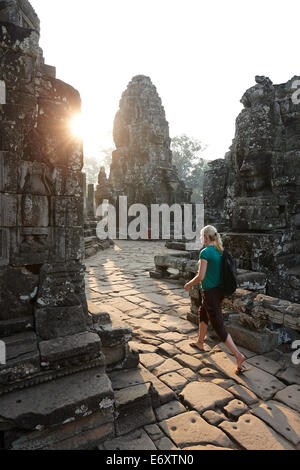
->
xmin=212 ymin=379 xmax=236 ymax=390
xmin=274 ymin=385 xmax=300 ymax=413
xmin=179 ymin=382 xmax=233 ymax=414
xmin=202 ymin=410 xmax=227 ymax=426
xmin=251 ymin=400 xmax=300 ymax=445
xmin=276 ymin=366 xmax=300 ymax=386
xmin=159 ymin=372 xmax=188 ymax=392
xmin=199 ymin=367 xmax=223 ymax=379
xmin=155 ymin=400 xmax=187 ymax=421
xmin=102 ymin=429 xmax=157 ymax=451
xmin=220 ymin=414 xmax=294 ymax=450
xmin=152 ymin=358 xmax=182 ymax=377
xmin=39 ymin=332 xmax=101 ymax=364
xmin=129 ymin=341 xmax=158 ymax=354
xmin=223 ymin=399 xmax=249 ymax=419
xmin=139 ymin=353 xmax=165 ymax=371
xmin=144 ymin=423 xmax=165 ymax=441
xmin=159 ymin=315 xmax=196 ymax=334
xmin=182 ymin=444 xmax=233 ymax=450
xmin=157 ymin=331 xmax=188 ymax=343
xmin=0 ymin=367 xmax=114 ymax=430
xmin=177 ymin=367 xmax=198 ymax=382
xmin=247 ymin=354 xmax=282 ymax=375
xmin=173 ymin=353 xmax=204 ymax=372
xmin=159 ymin=411 xmax=234 ymax=449
xmin=35 ymin=305 xmax=88 ymax=341
xmin=155 ymin=437 xmax=177 ymax=450
xmin=226 ymin=319 xmax=278 ymax=354
xmin=11 ymin=409 xmax=114 ymax=450
xmin=158 ymin=342 xmax=179 ymax=357
xmin=203 ymin=351 xmax=285 ymax=400
xmin=227 ymin=384 xmax=259 ymax=406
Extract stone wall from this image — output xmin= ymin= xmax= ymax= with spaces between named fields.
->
xmin=204 ymin=76 xmax=300 ymax=303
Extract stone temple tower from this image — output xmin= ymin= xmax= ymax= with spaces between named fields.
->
xmin=96 ymin=75 xmax=192 ymax=210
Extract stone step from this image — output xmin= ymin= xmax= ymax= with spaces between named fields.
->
xmin=0 ymin=367 xmax=114 ymax=431
xmin=39 ymin=331 xmax=103 ymax=367
xmin=0 ymin=331 xmax=40 ymax=384
xmin=94 ymin=313 xmax=132 ymax=347
xmin=0 ymin=316 xmax=34 ymax=337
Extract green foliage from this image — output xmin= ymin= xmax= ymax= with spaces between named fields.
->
xmin=171 ymin=134 xmax=210 ymax=202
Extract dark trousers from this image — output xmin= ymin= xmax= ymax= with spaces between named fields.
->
xmin=198 ymin=286 xmax=228 ymax=343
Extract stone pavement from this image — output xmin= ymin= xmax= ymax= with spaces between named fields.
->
xmin=85 ymin=241 xmax=300 ymax=451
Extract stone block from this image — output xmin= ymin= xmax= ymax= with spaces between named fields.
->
xmin=159 ymin=411 xmax=234 ymax=449
xmin=35 ymin=305 xmax=87 ymax=340
xmin=102 ymin=429 xmax=156 ymax=450
xmin=39 ymin=332 xmax=101 ymax=364
xmin=274 ymin=385 xmax=300 ymax=413
xmin=220 ymin=413 xmax=294 ymax=450
xmin=226 ymin=318 xmax=279 ymax=354
xmin=155 ymin=400 xmax=186 ymax=421
xmin=179 ymin=382 xmax=233 ymax=414
xmin=11 ymin=409 xmax=114 ymax=450
xmin=223 ymin=399 xmax=249 ymax=419
xmin=0 ymin=367 xmax=114 ymax=430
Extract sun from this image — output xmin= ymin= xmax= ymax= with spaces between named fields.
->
xmin=70 ymin=114 xmax=85 ymax=139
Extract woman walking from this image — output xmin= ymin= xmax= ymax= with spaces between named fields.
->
xmin=184 ymin=225 xmax=246 ymax=375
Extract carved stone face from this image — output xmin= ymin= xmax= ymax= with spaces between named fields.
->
xmin=236 ymin=151 xmax=272 ymax=196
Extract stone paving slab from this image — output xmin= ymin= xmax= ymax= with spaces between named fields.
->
xmin=179 ymin=382 xmax=234 ymax=414
xmin=155 ymin=400 xmax=187 ymax=421
xmin=153 ymin=358 xmax=182 ymax=377
xmin=211 ymin=379 xmax=236 ymax=390
xmin=182 ymin=444 xmax=233 ymax=450
xmin=131 ymin=319 xmax=168 ymax=335
xmin=159 ymin=411 xmax=234 ymax=449
xmin=128 ymin=341 xmax=158 ymax=354
xmin=247 ymin=354 xmax=282 ymax=375
xmin=251 ymin=400 xmax=300 ymax=445
xmin=139 ymin=353 xmax=165 ymax=371
xmin=220 ymin=413 xmax=294 ymax=450
xmin=177 ymin=368 xmax=198 ymax=382
xmin=159 ymin=372 xmax=188 ymax=392
xmin=223 ymin=399 xmax=249 ymax=419
xmin=157 ymin=342 xmax=180 ymax=357
xmin=155 ymin=437 xmax=178 ymax=450
xmin=274 ymin=385 xmax=300 ymax=413
xmin=226 ymin=384 xmax=259 ymax=406
xmin=174 ymin=353 xmax=204 ymax=372
xmin=203 ymin=351 xmax=285 ymax=400
xmin=276 ymin=366 xmax=300 ymax=386
xmin=159 ymin=315 xmax=196 ymax=334
xmin=157 ymin=332 xmax=188 ymax=343
xmin=202 ymin=410 xmax=227 ymax=426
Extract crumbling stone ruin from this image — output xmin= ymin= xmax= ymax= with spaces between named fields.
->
xmin=0 ymin=0 xmax=150 ymax=450
xmin=96 ymin=75 xmax=193 ymax=236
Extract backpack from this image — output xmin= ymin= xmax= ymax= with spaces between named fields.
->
xmin=220 ymin=249 xmax=237 ymax=296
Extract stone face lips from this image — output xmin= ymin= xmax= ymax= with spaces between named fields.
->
xmin=96 ymin=75 xmax=192 ymax=210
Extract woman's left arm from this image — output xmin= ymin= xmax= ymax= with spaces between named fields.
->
xmin=184 ymin=259 xmax=207 ymax=291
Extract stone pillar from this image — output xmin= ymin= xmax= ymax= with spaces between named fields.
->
xmin=87 ymin=184 xmax=95 ymax=218
xmin=82 ymin=172 xmax=87 ymax=220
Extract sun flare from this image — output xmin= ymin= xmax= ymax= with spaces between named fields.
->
xmin=70 ymin=114 xmax=84 ymax=139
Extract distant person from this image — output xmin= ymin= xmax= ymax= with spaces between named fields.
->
xmin=184 ymin=225 xmax=246 ymax=375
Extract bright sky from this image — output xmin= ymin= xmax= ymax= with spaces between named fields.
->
xmin=30 ymin=0 xmax=299 ymax=163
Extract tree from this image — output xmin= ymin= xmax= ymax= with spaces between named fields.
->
xmin=171 ymin=134 xmax=210 ymax=203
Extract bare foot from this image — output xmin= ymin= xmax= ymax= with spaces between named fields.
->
xmin=235 ymin=353 xmax=246 ymax=374
xmin=190 ymin=342 xmax=205 ymax=352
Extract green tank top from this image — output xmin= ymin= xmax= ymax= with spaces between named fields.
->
xmin=199 ymin=245 xmax=222 ymax=291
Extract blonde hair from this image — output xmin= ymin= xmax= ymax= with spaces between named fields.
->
xmin=200 ymin=225 xmax=224 ymax=253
